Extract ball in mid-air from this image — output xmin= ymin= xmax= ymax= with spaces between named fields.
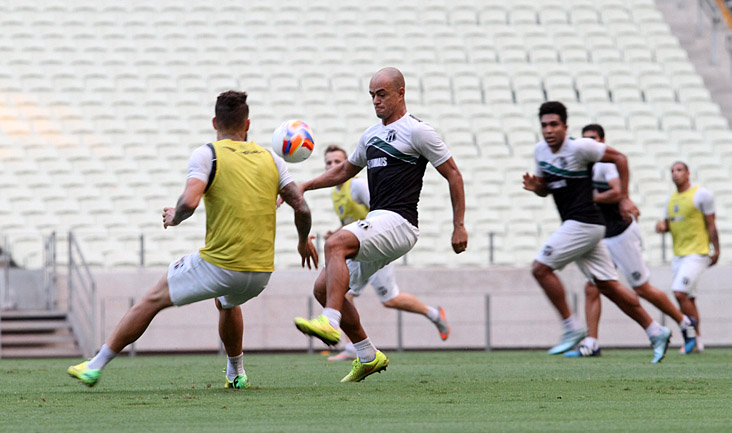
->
xmin=271 ymin=119 xmax=314 ymax=163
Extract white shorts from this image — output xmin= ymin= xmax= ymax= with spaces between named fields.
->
xmin=603 ymin=221 xmax=651 ymax=287
xmin=342 ymin=209 xmax=419 ymax=291
xmin=347 ymin=261 xmax=400 ymax=303
xmin=167 ymin=252 xmax=271 ymax=309
xmin=671 ymin=254 xmax=710 ymax=297
xmin=536 ymin=220 xmax=618 ymax=282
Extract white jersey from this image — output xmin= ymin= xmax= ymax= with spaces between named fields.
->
xmin=534 ymin=137 xmax=606 ymax=225
xmin=349 ymin=112 xmax=452 ymax=227
xmin=186 ymin=143 xmax=293 ymax=191
xmin=592 ymin=162 xmax=630 ymax=237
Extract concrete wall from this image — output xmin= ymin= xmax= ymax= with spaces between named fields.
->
xmin=71 ymin=263 xmax=732 ymax=354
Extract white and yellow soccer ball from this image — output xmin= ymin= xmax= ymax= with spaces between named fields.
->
xmin=271 ymin=119 xmax=315 ymax=163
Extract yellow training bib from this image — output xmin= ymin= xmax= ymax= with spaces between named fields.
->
xmin=331 ymin=178 xmax=369 ymax=225
xmin=668 ymin=185 xmax=709 ymax=256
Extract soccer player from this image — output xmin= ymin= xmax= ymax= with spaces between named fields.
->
xmin=564 ymin=124 xmax=698 ymax=358
xmin=656 ymin=161 xmax=719 ymax=353
xmin=321 ymin=144 xmax=450 ymax=361
xmin=293 ymin=67 xmax=467 ymax=382
xmin=522 ymin=101 xmax=671 ymax=363
xmin=67 ymin=91 xmax=318 ymax=388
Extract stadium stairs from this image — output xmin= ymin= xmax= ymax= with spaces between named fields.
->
xmin=0 ymin=310 xmax=81 ymax=358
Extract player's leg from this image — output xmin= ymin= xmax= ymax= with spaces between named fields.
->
xmin=323 ymin=229 xmax=361 ymax=311
xmin=565 ymin=281 xmax=602 ymax=357
xmin=581 ymin=243 xmax=670 ymax=363
xmin=215 ymin=300 xmax=250 ymax=389
xmin=67 ymin=272 xmax=173 ymax=386
xmin=674 ymin=291 xmax=699 ymax=332
xmin=531 ymin=261 xmax=573 ymax=319
xmin=671 ymin=254 xmax=707 ymax=352
xmin=328 ymin=292 xmax=358 ymax=361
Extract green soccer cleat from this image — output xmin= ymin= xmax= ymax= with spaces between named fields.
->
xmin=225 ymin=374 xmax=250 ymax=389
xmin=294 ymin=315 xmax=341 ymax=346
xmin=340 ymin=350 xmax=389 ymax=383
xmin=67 ymin=361 xmax=101 ymax=387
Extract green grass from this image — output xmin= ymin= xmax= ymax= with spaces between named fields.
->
xmin=2 ymin=349 xmax=731 ymax=433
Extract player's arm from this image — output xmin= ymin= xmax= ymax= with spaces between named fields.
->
xmin=280 ymin=181 xmax=318 ymax=269
xmin=705 ymin=213 xmax=720 ymax=266
xmin=435 ymin=157 xmax=467 ymax=254
xmin=301 ymin=161 xmax=361 ymax=193
xmin=163 ymin=178 xmax=206 ymax=228
xmin=594 ymin=177 xmax=621 ymax=204
xmin=522 ymin=172 xmax=549 ymax=197
xmin=598 ymin=146 xmax=639 ymax=220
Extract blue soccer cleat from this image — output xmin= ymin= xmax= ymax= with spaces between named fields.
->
xmin=650 ymin=326 xmax=672 ymax=364
xmin=681 ymin=318 xmax=698 ymax=355
xmin=548 ymin=328 xmax=586 ymax=355
xmin=564 ymin=344 xmax=601 ymax=358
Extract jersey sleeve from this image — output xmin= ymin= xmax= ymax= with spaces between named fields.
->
xmin=348 ymin=133 xmax=369 ymax=168
xmin=597 ymin=163 xmax=619 ymax=181
xmin=534 ymin=143 xmax=545 ymax=178
xmin=350 ymin=177 xmax=370 ymax=206
xmin=694 ymin=187 xmax=716 ymax=215
xmin=411 ymin=122 xmax=452 ymax=167
xmin=187 ymin=145 xmax=213 ymax=183
xmin=267 ymin=149 xmax=295 ymax=190
xmin=575 ymin=138 xmax=606 ymax=164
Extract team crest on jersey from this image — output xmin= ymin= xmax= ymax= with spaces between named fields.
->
xmin=557 ymin=156 xmax=567 ymax=168
xmin=385 ymin=129 xmax=397 ymax=143
xmin=674 ymin=205 xmax=680 ymax=213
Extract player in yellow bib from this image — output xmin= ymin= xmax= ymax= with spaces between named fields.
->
xmin=323 ymin=145 xmax=450 ymax=361
xmin=656 ymin=161 xmax=719 ymax=353
xmin=67 ymin=91 xmax=318 ymax=388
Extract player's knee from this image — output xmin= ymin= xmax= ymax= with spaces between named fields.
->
xmin=382 ymin=297 xmax=397 ymax=309
xmin=531 ymin=261 xmax=551 ymax=279
xmin=633 ymin=282 xmax=651 ymax=299
xmin=673 ymin=291 xmax=687 ymax=302
xmin=584 ymin=282 xmax=600 ymax=299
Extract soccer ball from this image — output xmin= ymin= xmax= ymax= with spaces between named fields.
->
xmin=271 ymin=119 xmax=315 ymax=163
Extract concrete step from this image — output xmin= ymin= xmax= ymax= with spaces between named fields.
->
xmin=0 ymin=346 xmax=82 ymax=358
xmin=1 ymin=333 xmax=77 ymax=346
xmin=0 ymin=310 xmax=67 ymax=321
xmin=1 ymin=320 xmax=70 ymax=333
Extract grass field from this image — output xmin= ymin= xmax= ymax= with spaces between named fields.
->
xmin=2 ymin=349 xmax=731 ymax=433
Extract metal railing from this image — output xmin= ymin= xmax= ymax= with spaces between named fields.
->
xmin=43 ymin=232 xmax=58 ymax=310
xmin=67 ymin=231 xmax=98 ymax=358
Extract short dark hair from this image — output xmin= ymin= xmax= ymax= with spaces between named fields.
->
xmin=539 ymin=101 xmax=567 ymax=124
xmin=215 ymin=90 xmax=249 ymax=131
xmin=582 ymin=124 xmax=605 ymax=140
xmin=324 ymin=145 xmax=347 ymax=157
xmin=672 ymin=161 xmax=689 ymax=171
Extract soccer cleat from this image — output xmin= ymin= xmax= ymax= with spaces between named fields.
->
xmin=328 ymin=350 xmax=357 ymax=362
xmin=650 ymin=326 xmax=672 ymax=364
xmin=564 ymin=344 xmax=602 ymax=358
xmin=294 ymin=315 xmax=341 ymax=346
xmin=547 ymin=328 xmax=586 ymax=355
xmin=341 ymin=350 xmax=389 ymax=382
xmin=434 ymin=306 xmax=450 ymax=341
xmin=225 ymin=374 xmax=250 ymax=389
xmin=681 ymin=317 xmax=698 ymax=355
xmin=67 ymin=361 xmax=101 ymax=387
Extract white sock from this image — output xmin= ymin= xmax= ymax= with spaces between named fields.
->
xmin=343 ymin=342 xmax=356 ymax=354
xmin=645 ymin=321 xmax=663 ymax=339
xmin=697 ymin=336 xmax=704 ymax=351
xmin=562 ymin=315 xmax=581 ymax=333
xmin=353 ymin=338 xmax=377 ymax=363
xmin=226 ymin=353 xmax=245 ymax=381
xmin=679 ymin=315 xmax=692 ymax=330
xmin=584 ymin=337 xmax=599 ymax=350
xmin=322 ymin=308 xmax=341 ymax=329
xmin=87 ymin=344 xmax=118 ymax=370
xmin=426 ymin=306 xmax=440 ymax=322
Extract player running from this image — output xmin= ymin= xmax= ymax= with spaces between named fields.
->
xmin=656 ymin=161 xmax=719 ymax=353
xmin=565 ymin=124 xmax=697 ymax=358
xmin=523 ymin=101 xmax=671 ymax=363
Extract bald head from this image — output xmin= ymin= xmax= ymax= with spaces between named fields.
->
xmin=369 ymin=67 xmax=407 ymax=124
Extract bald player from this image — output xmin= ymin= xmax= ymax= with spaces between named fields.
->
xmin=293 ymin=67 xmax=467 ymax=382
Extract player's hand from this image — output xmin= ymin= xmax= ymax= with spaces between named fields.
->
xmin=655 ymin=220 xmax=667 ymax=233
xmin=298 ymin=235 xmax=319 ymax=269
xmin=276 ymin=195 xmax=284 ymax=209
xmin=163 ymin=207 xmax=177 ymax=229
xmin=709 ymin=250 xmax=720 ymax=266
xmin=619 ymin=197 xmax=640 ymax=221
xmin=323 ymin=230 xmax=334 ymax=240
xmin=522 ymin=172 xmax=540 ymax=192
xmin=452 ymin=225 xmax=468 ymax=254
